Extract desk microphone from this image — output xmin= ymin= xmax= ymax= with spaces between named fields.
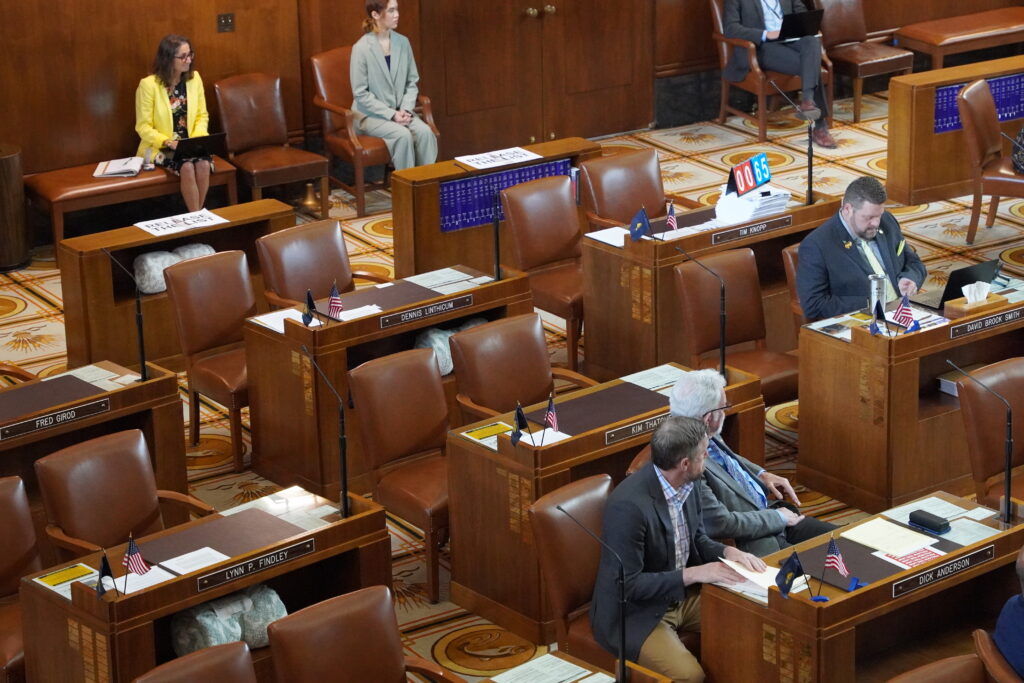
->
xmin=556 ymin=504 xmax=627 ymax=683
xmin=673 ymin=245 xmax=726 ymax=378
xmin=769 ymin=80 xmax=816 ymax=205
xmin=946 ymin=359 xmax=1013 ymax=523
xmin=101 ymin=248 xmax=149 ymax=381
xmin=301 ymin=344 xmax=350 ymax=518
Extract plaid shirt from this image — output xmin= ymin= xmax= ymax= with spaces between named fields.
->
xmin=655 ymin=467 xmax=694 ymax=570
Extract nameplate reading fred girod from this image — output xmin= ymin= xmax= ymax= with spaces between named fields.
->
xmin=891 ymin=544 xmax=994 ymax=598
xmin=379 ymin=294 xmax=474 ymax=329
xmin=711 ymin=215 xmax=792 ymax=245
xmin=197 ymin=539 xmax=315 ymax=592
xmin=605 ymin=411 xmax=669 ymax=446
xmin=0 ymin=398 xmax=110 ymax=441
xmin=950 ymin=306 xmax=1024 ymax=339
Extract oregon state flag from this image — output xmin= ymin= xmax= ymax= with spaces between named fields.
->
xmin=629 ymin=207 xmax=651 ymax=241
xmin=775 ymin=551 xmax=804 ymax=598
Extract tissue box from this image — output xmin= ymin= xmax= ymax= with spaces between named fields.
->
xmin=943 ymin=293 xmax=1007 ymax=319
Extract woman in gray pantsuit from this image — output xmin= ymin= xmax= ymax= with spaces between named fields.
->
xmin=350 ymin=0 xmax=437 ymax=170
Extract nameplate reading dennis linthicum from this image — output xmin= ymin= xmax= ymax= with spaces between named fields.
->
xmin=197 ymin=539 xmax=315 ymax=591
xmin=379 ymin=295 xmax=474 ymax=329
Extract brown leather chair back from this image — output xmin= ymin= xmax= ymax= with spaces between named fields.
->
xmin=958 ymin=80 xmax=1003 ymax=178
xmin=819 ymin=0 xmax=868 ymax=49
xmin=257 ymin=221 xmax=356 ymax=303
xmin=133 ymin=642 xmax=257 ymax=683
xmin=972 ymin=628 xmax=1022 ymax=683
xmin=956 ymin=357 xmax=1024 ymax=506
xmin=349 ymin=349 xmax=449 ymax=471
xmin=310 ymin=47 xmax=353 ymax=137
xmin=781 ymin=242 xmax=807 ymax=325
xmin=0 ymin=476 xmax=40 ymax=597
xmin=35 ymin=430 xmax=164 ymax=552
xmin=449 ymin=314 xmax=555 ymax=414
xmin=674 ymin=247 xmax=766 ymax=359
xmin=164 ymin=251 xmax=256 ymax=359
xmin=886 ymin=653 xmax=986 ymax=683
xmin=214 ymin=73 xmax=288 ymax=154
xmin=501 ymin=176 xmax=581 ymax=271
xmin=708 ymin=0 xmax=731 ymax=69
xmin=528 ymin=475 xmax=613 ymax=644
xmin=579 ymin=149 xmax=666 ymax=225
xmin=268 ymin=586 xmax=407 ymax=682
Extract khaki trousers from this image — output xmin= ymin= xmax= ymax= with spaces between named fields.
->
xmin=637 ymin=593 xmax=705 ymax=683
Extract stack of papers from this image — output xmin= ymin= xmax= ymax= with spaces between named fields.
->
xmin=405 ymin=268 xmax=484 ymax=295
xmin=490 ymin=653 xmax=602 ymax=683
xmin=715 ymin=184 xmax=791 ymax=226
xmin=222 ymin=485 xmax=339 ymax=531
xmin=620 ymin=364 xmax=685 ymax=394
xmin=716 ymin=558 xmax=807 ymax=604
xmin=841 ymin=518 xmax=935 ymax=555
xmin=94 ymin=157 xmax=143 ymax=177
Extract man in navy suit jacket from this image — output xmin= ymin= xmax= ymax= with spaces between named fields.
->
xmin=797 ymin=176 xmax=926 ymax=320
xmin=994 ymin=545 xmax=1024 ymax=677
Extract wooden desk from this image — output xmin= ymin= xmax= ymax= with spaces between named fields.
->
xmin=244 ymin=266 xmax=534 ymax=496
xmin=20 ymin=491 xmax=390 ymax=683
xmin=391 ymin=138 xmax=601 ymax=278
xmin=701 ymin=492 xmax=1023 ymax=682
xmin=0 ymin=361 xmax=185 ymax=565
xmin=582 ymin=199 xmax=839 ymax=381
xmin=798 ymin=301 xmax=1024 ymax=513
xmin=888 ymin=56 xmax=1024 ymax=205
xmin=482 ymin=651 xmax=671 ymax=683
xmin=447 ymin=362 xmax=764 ymax=643
xmin=60 ymin=199 xmax=296 ymax=371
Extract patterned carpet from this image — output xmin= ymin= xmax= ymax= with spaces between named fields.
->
xmin=5 ymin=90 xmax=1023 ymax=680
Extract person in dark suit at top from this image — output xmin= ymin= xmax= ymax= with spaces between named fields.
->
xmin=722 ymin=0 xmax=837 ymax=148
xmin=590 ymin=416 xmax=766 ymax=682
xmin=993 ymin=544 xmax=1024 ymax=677
xmin=797 ymin=176 xmax=927 ymax=320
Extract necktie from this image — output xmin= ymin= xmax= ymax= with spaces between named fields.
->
xmin=710 ymin=441 xmax=767 ymax=509
xmin=859 ymin=240 xmax=897 ymax=302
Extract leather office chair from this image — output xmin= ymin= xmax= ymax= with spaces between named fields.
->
xmin=781 ymin=242 xmax=808 ymax=335
xmin=34 ymin=430 xmax=213 ymax=561
xmin=957 ymin=79 xmax=1024 ymax=244
xmin=215 ymin=73 xmax=331 ymax=218
xmin=709 ymin=0 xmax=833 ymax=142
xmin=973 ymin=628 xmax=1023 ymax=683
xmin=0 ymin=362 xmax=35 ymax=384
xmin=309 ymin=46 xmax=440 ymax=217
xmin=0 ymin=476 xmax=41 ymax=683
xmin=349 ymin=349 xmax=449 ymax=603
xmin=578 ymin=149 xmax=668 ymax=230
xmin=256 ymin=220 xmax=390 ymax=309
xmin=501 ymin=176 xmax=584 ymax=371
xmin=886 ymin=654 xmax=985 ymax=683
xmin=674 ymin=248 xmax=798 ymax=406
xmin=448 ymin=313 xmax=598 ymax=422
xmin=956 ymin=357 xmax=1024 ymax=508
xmin=818 ymin=0 xmax=912 ymax=123
xmin=132 ymin=642 xmax=256 ymax=683
xmin=267 ymin=586 xmax=466 ymax=682
xmin=164 ymin=250 xmax=256 ymax=472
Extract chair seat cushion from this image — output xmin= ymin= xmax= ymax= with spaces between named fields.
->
xmin=191 ymin=348 xmax=248 ymax=406
xmin=980 ymin=475 xmax=1024 ymax=510
xmin=702 ymin=350 xmax=798 ymax=406
xmin=0 ymin=600 xmax=24 ymax=677
xmin=377 ymin=455 xmax=448 ymax=530
xmin=529 ymin=264 xmax=583 ymax=321
xmin=566 ymin=616 xmax=616 ymax=671
xmin=896 ymin=8 xmax=1024 ymax=46
xmin=324 ymin=132 xmax=391 ymax=165
xmin=828 ymin=43 xmax=913 ymax=78
xmin=981 ymin=158 xmax=1024 ymax=194
xmin=231 ymin=147 xmax=328 ymax=188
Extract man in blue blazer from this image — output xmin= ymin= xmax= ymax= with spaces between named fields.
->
xmin=590 ymin=417 xmax=765 ymax=682
xmin=994 ymin=546 xmax=1024 ymax=677
xmin=797 ymin=176 xmax=927 ymax=320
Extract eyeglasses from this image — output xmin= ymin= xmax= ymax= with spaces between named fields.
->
xmin=701 ymin=403 xmax=732 ymax=418
xmin=175 ymin=52 xmax=195 ymax=61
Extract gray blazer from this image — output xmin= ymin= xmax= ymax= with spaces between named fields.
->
xmin=722 ymin=0 xmax=809 ymax=82
xmin=349 ymin=31 xmax=420 ymax=123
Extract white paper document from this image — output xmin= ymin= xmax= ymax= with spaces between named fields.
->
xmin=943 ymin=518 xmax=1001 ymax=546
xmin=460 ymin=422 xmax=514 ymax=451
xmin=431 ymin=280 xmax=478 ymax=295
xmin=530 ymin=428 xmax=572 ymax=446
xmin=716 ymin=558 xmax=807 ymax=602
xmin=841 ymin=517 xmax=935 ymax=556
xmin=159 ymin=547 xmax=230 ymax=575
xmin=578 ymin=674 xmax=615 ymax=683
xmin=94 ymin=157 xmax=143 ymax=177
xmin=454 ymin=146 xmax=542 ymax=170
xmin=620 ymin=364 xmax=685 ymax=392
xmin=120 ymin=566 xmax=176 ymax=594
xmin=584 ymin=227 xmax=631 ymax=248
xmin=32 ymin=563 xmax=99 ymax=600
xmin=337 ymin=304 xmax=381 ymax=321
xmin=222 ymin=485 xmax=325 ymax=519
xmin=881 ymin=497 xmax=969 ymax=526
xmin=960 ymin=506 xmax=998 ymax=521
xmin=249 ymin=309 xmax=323 ymax=334
xmin=135 ymin=209 xmax=228 ymax=236
xmin=405 ymin=267 xmax=473 ymax=289
xmin=278 ymin=504 xmax=340 ymax=531
xmin=491 ymin=653 xmax=590 ymax=683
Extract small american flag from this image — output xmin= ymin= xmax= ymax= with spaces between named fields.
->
xmin=122 ymin=535 xmax=151 ymax=575
xmin=823 ymin=537 xmax=849 ymax=577
xmin=327 ymin=281 xmax=344 ymax=318
xmin=543 ymin=393 xmax=558 ymax=432
xmin=893 ymin=294 xmax=914 ymax=327
xmin=666 ymin=202 xmax=677 ymax=231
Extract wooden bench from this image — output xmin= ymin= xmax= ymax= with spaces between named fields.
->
xmin=24 ymin=155 xmax=238 ymax=246
xmin=895 ymin=7 xmax=1024 ymax=70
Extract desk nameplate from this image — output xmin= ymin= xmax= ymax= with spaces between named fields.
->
xmin=711 ymin=216 xmax=792 ymax=245
xmin=604 ymin=411 xmax=669 ymax=446
xmin=891 ymin=544 xmax=994 ymax=598
xmin=949 ymin=306 xmax=1024 ymax=339
xmin=379 ymin=294 xmax=474 ymax=329
xmin=0 ymin=398 xmax=110 ymax=441
xmin=197 ymin=538 xmax=315 ymax=592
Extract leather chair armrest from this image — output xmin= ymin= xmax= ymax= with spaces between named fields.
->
xmin=157 ymin=490 xmax=216 ymax=517
xmin=264 ymin=289 xmax=302 ymax=310
xmin=584 ymin=210 xmax=625 ymax=231
xmin=351 ymin=270 xmax=392 ymax=285
xmin=313 ymin=95 xmax=365 ymax=152
xmin=551 ymin=367 xmax=600 ymax=389
xmin=45 ymin=525 xmax=102 ymax=556
xmin=712 ymin=33 xmax=763 ymax=74
xmin=415 ymin=95 xmax=441 ymax=138
xmin=455 ymin=393 xmax=500 ymax=423
xmin=405 ymin=655 xmax=467 ymax=682
xmin=0 ymin=361 xmax=36 ymax=382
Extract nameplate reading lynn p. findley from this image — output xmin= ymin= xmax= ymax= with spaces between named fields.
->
xmin=891 ymin=545 xmax=994 ymax=598
xmin=711 ymin=215 xmax=792 ymax=245
xmin=949 ymin=306 xmax=1024 ymax=339
xmin=197 ymin=539 xmax=315 ymax=592
xmin=0 ymin=398 xmax=110 ymax=441
xmin=605 ymin=412 xmax=669 ymax=446
xmin=379 ymin=294 xmax=474 ymax=329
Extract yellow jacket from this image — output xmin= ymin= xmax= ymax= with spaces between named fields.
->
xmin=134 ymin=72 xmax=209 ymax=157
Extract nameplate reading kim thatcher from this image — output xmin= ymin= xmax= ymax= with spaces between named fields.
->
xmin=604 ymin=412 xmax=669 ymax=446
xmin=197 ymin=539 xmax=315 ymax=591
xmin=379 ymin=295 xmax=474 ymax=329
xmin=891 ymin=544 xmax=994 ymax=598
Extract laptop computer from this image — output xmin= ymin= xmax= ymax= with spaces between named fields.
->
xmin=172 ymin=132 xmax=227 ymax=160
xmin=909 ymin=259 xmax=1002 ymax=310
xmin=775 ymin=9 xmax=824 ymax=41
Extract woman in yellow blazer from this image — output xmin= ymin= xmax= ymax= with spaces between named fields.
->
xmin=135 ymin=34 xmax=211 ymax=212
